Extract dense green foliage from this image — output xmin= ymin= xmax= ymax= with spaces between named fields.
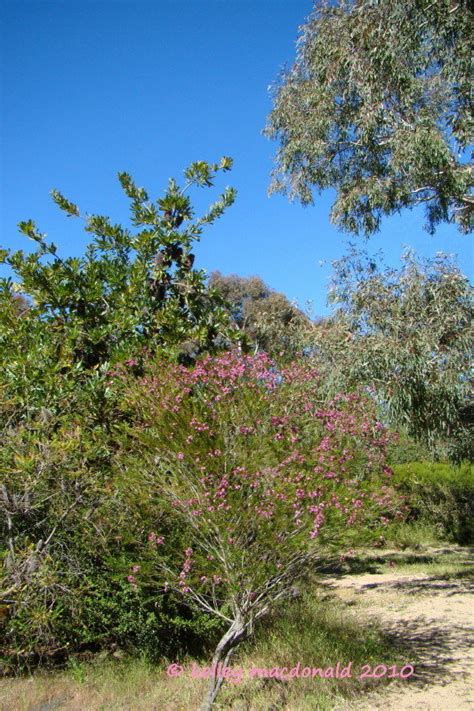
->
xmin=0 ymin=366 xmax=221 ymax=670
xmin=266 ymin=0 xmax=473 ymax=235
xmin=392 ymin=462 xmax=474 ymax=544
xmin=0 ymin=157 xmax=238 ymax=379
xmin=0 ymin=160 xmax=240 ymax=669
xmin=0 ymin=349 xmax=399 ymax=674
xmin=0 ymin=153 xmax=471 ymax=696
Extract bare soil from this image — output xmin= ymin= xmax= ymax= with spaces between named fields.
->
xmin=326 ymin=550 xmax=474 ymax=710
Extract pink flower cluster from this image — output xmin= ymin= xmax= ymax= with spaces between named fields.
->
xmin=124 ymin=352 xmax=399 ymax=596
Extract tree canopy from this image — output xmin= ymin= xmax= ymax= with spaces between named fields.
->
xmin=308 ymin=249 xmax=473 ymax=460
xmin=266 ymin=0 xmax=473 ymax=235
xmin=0 ymin=158 xmax=238 ymax=378
xmin=208 ymin=272 xmax=308 ymax=355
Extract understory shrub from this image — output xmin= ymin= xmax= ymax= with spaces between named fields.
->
xmin=117 ymin=351 xmax=401 ymax=709
xmin=387 ymin=433 xmax=434 ymax=465
xmin=1 ymin=349 xmax=402 ymax=685
xmin=0 ymin=397 xmax=219 ymax=672
xmin=392 ymin=462 xmax=474 ymax=544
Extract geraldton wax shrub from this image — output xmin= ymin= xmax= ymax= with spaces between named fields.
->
xmin=117 ymin=352 xmax=398 ymax=711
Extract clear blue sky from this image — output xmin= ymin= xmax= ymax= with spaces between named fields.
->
xmin=1 ymin=0 xmax=472 ymax=315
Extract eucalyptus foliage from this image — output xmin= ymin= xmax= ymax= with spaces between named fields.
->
xmin=209 ymin=272 xmax=309 ymax=356
xmin=309 ymin=250 xmax=473 ymax=459
xmin=266 ymin=0 xmax=473 ymax=235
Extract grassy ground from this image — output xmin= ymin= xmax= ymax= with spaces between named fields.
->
xmin=1 ymin=545 xmax=471 ymax=711
xmin=0 ymin=597 xmax=403 ymax=711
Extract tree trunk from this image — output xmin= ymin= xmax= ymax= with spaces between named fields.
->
xmin=198 ymin=617 xmax=246 ymax=711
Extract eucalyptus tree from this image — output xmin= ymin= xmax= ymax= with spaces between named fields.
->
xmin=266 ymin=0 xmax=473 ymax=235
xmin=309 ymin=249 xmax=473 ymax=460
xmin=209 ymin=272 xmax=309 ymax=356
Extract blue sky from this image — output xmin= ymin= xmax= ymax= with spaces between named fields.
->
xmin=1 ymin=0 xmax=472 ymax=316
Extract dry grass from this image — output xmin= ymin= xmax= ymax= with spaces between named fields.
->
xmin=0 ymin=591 xmax=401 ymax=711
xmin=3 ymin=545 xmax=471 ymax=711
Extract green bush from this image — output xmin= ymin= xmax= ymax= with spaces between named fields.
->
xmin=0 ymin=403 xmax=220 ymax=672
xmin=0 ymin=159 xmax=239 ymax=672
xmin=392 ymin=462 xmax=474 ymax=544
xmin=387 ymin=433 xmax=434 ymax=465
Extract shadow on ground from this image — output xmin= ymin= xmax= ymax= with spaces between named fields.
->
xmin=315 ymin=545 xmax=474 ymax=578
xmin=379 ymin=616 xmax=473 ymax=690
xmin=324 ymin=557 xmax=474 ymax=697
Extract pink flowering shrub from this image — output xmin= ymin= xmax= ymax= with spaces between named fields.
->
xmin=119 ymin=351 xmax=397 ymax=709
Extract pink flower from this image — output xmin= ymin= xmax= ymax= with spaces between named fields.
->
xmin=177 ymin=452 xmax=184 ymax=460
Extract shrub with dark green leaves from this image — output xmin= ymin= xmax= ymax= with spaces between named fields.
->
xmin=1 ymin=158 xmax=239 ymax=377
xmin=0 ymin=396 xmax=222 ymax=671
xmin=392 ymin=462 xmax=474 ymax=544
xmin=0 ymin=159 xmax=240 ymax=671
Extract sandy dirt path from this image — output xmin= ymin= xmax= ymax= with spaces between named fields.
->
xmin=326 ymin=555 xmax=474 ymax=711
